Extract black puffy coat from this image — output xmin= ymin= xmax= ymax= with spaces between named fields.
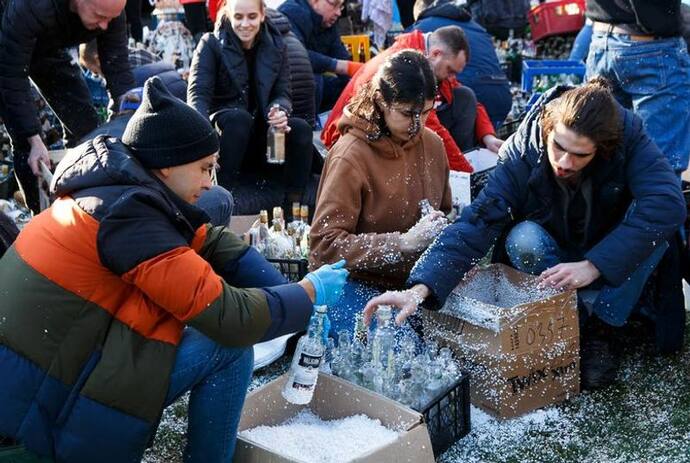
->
xmin=187 ymin=16 xmax=292 ymax=122
xmin=0 ymin=0 xmax=133 ymax=138
xmin=266 ymin=9 xmax=316 ymax=127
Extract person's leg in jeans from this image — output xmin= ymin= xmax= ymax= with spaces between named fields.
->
xmin=505 ymin=219 xmax=667 ymax=324
xmin=505 ymin=220 xmax=563 ymax=274
xmin=196 ymin=186 xmax=235 ymax=227
xmin=569 ymin=20 xmax=592 ymax=62
xmin=435 ymin=86 xmax=477 ymax=152
xmin=587 ymin=34 xmax=690 ymax=173
xmin=283 ymin=117 xmax=314 ymax=204
xmin=164 ymin=327 xmax=254 ymax=463
xmin=214 ymin=109 xmax=255 ymax=189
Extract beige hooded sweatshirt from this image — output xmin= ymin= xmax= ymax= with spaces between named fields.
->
xmin=309 ymin=108 xmax=452 ymax=287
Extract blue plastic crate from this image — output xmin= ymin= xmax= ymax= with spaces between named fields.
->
xmin=83 ymin=71 xmax=109 ymax=107
xmin=521 ymin=59 xmax=586 ymax=92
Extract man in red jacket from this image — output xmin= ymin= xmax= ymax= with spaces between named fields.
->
xmin=321 ymin=26 xmax=503 ymax=172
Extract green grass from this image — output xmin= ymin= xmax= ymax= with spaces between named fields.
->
xmin=143 ymin=319 xmax=690 ymax=463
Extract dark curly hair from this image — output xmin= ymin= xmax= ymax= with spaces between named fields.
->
xmin=347 ymin=49 xmax=437 ymax=141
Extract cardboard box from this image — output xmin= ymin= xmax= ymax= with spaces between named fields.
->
xmin=229 ymin=214 xmax=259 ymax=241
xmin=423 ymin=264 xmax=579 ymax=419
xmin=234 ymin=372 xmax=435 ymax=463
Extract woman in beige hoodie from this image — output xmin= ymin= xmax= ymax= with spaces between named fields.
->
xmin=310 ymin=49 xmax=452 ymax=337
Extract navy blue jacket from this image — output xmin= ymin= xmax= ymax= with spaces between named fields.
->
xmin=411 ymin=2 xmax=504 ymax=86
xmin=409 ymin=86 xmax=686 ymax=309
xmin=278 ymin=0 xmax=350 ymax=74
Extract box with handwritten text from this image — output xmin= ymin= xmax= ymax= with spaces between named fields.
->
xmin=423 ymin=264 xmax=579 ymax=419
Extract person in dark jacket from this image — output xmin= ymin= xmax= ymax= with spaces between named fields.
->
xmin=0 ymin=0 xmax=136 ymax=214
xmin=585 ymin=0 xmax=690 ymax=174
xmin=278 ymin=0 xmax=356 ymax=112
xmin=410 ymin=0 xmax=513 ymax=129
xmin=364 ymin=78 xmax=686 ymax=390
xmin=188 ymin=0 xmax=314 ymax=208
xmin=0 ymin=76 xmax=348 ymax=463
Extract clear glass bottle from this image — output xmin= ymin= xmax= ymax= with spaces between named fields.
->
xmin=371 ymin=306 xmax=395 ymax=369
xmin=266 ymin=105 xmax=286 ymax=164
xmin=282 ymin=305 xmax=328 ymax=404
xmin=353 ymin=311 xmax=368 ymax=346
xmin=255 ymin=210 xmax=270 ymax=256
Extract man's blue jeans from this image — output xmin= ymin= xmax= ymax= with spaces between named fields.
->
xmin=196 ymin=185 xmax=234 ymax=227
xmin=163 ymin=328 xmax=254 ymax=462
xmin=505 ymin=220 xmax=667 ymax=327
xmin=586 ymin=32 xmax=690 ymax=173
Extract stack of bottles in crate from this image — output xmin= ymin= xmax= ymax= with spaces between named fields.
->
xmin=247 ymin=203 xmax=311 ymax=259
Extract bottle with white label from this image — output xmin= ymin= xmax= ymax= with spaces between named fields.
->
xmin=282 ymin=305 xmax=328 ymax=404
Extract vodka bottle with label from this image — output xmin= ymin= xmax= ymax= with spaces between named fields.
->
xmin=282 ymin=305 xmax=328 ymax=404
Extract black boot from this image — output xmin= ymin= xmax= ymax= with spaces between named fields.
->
xmin=579 ymin=316 xmax=620 ymax=390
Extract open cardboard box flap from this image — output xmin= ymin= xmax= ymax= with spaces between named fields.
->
xmin=229 ymin=214 xmax=260 ymax=240
xmin=235 ymin=373 xmax=435 ymax=463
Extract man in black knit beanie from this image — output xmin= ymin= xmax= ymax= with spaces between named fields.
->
xmin=0 ymin=75 xmax=348 ymax=461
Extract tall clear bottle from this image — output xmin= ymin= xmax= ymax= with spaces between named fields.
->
xmin=371 ymin=305 xmax=395 ymax=369
xmin=282 ymin=305 xmax=328 ymax=404
xmin=266 ymin=104 xmax=286 ymax=164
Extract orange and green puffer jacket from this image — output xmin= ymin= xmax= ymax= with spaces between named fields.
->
xmin=0 ymin=135 xmax=313 ymax=462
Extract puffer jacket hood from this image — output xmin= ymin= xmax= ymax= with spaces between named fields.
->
xmin=418 ymin=0 xmax=472 ymax=22
xmin=337 ymin=107 xmax=426 ymax=160
xmin=51 ymin=135 xmax=209 ymax=232
xmin=53 ymin=135 xmax=160 ymax=198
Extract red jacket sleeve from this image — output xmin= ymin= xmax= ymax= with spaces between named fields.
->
xmin=425 ymin=110 xmax=473 ymax=173
xmin=475 ymin=102 xmax=495 ymax=141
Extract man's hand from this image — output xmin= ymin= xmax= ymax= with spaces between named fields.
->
xmin=363 ymin=284 xmax=430 ymax=326
xmin=28 ymin=135 xmax=50 ymax=177
xmin=482 ymin=134 xmax=504 ymax=153
xmin=267 ymin=106 xmax=290 ymax=132
xmin=537 ymin=260 xmax=601 ymax=291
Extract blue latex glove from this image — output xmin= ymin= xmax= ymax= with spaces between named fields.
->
xmin=305 ymin=259 xmax=348 ymax=307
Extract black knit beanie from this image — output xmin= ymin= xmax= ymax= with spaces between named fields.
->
xmin=122 ymin=76 xmax=219 ymax=169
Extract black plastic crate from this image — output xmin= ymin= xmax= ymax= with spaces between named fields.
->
xmin=497 ymin=116 xmax=524 ymax=140
xmin=415 ymin=372 xmax=471 ymax=457
xmin=266 ymin=258 xmax=308 ymax=282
